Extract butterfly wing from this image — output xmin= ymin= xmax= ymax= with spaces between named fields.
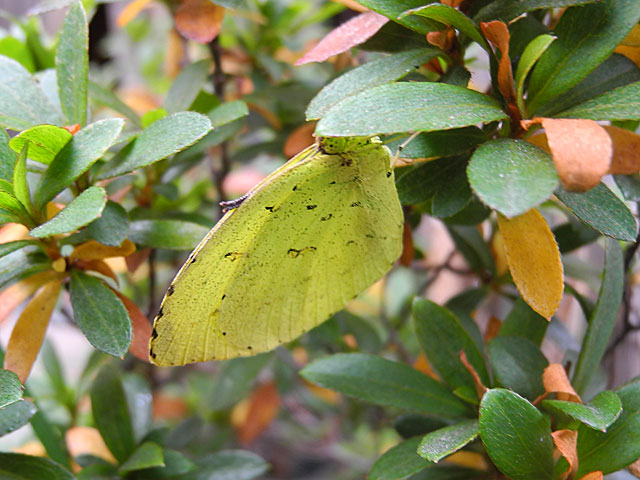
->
xmin=150 ymin=142 xmax=403 ymax=365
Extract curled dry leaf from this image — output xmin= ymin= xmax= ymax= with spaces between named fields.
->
xmin=579 ymin=472 xmax=604 ymax=480
xmin=4 ymin=279 xmax=62 ymax=383
xmin=75 ymin=259 xmax=118 ymax=284
xmin=113 ymin=290 xmax=152 ymax=363
xmin=125 ymin=247 xmax=151 ymax=273
xmin=175 ymin=0 xmax=225 ymax=44
xmin=552 ymin=429 xmax=578 ymax=480
xmin=66 ymin=426 xmax=117 ymax=463
xmin=480 ymin=21 xmax=515 ymax=106
xmin=497 ymin=210 xmax=563 ymax=320
xmin=542 ymin=363 xmax=581 ymax=403
xmin=235 ymin=381 xmax=280 ymax=445
xmin=0 ymin=271 xmax=57 ymax=325
xmin=522 ymin=118 xmax=612 ymax=192
xmin=71 ymin=239 xmax=136 ymax=261
xmin=603 ymin=125 xmax=640 ymax=174
xmin=628 ymin=457 xmax=640 ymax=477
xmin=426 ymin=29 xmax=455 ymax=51
xmin=296 ymin=10 xmax=388 ymax=65
xmin=283 ymin=122 xmax=317 ymax=158
xmin=484 ymin=316 xmax=502 ymax=344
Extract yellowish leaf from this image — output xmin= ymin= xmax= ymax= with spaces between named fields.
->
xmin=579 ymin=472 xmax=604 ymax=480
xmin=0 ymin=271 xmax=57 ymax=325
xmin=604 ymin=125 xmax=640 ymax=174
xmin=552 ymin=429 xmax=578 ymax=480
xmin=235 ymin=381 xmax=280 ymax=445
xmin=66 ymin=426 xmax=117 ymax=463
xmin=4 ymin=279 xmax=62 ymax=383
xmin=621 ymin=24 xmax=640 ymax=47
xmin=70 ymin=239 xmax=135 ymax=261
xmin=542 ymin=363 xmax=581 ymax=403
xmin=497 ymin=210 xmax=563 ymax=319
xmin=117 ymin=0 xmax=153 ymax=28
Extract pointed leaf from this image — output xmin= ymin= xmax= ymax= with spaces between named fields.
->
xmin=164 ymin=60 xmax=210 ymax=114
xmin=0 ymin=400 xmax=37 ymax=436
xmin=9 ymin=125 xmax=72 ymax=165
xmin=356 ymin=0 xmax=438 ymax=34
xmin=85 ymin=201 xmax=129 ymax=247
xmin=418 ymin=420 xmax=479 ymax=463
xmin=118 ymin=442 xmax=164 ymax=475
xmin=0 ymin=452 xmax=74 ymax=480
xmin=208 ymin=100 xmax=249 ymax=127
xmin=475 ymin=0 xmax=601 ymax=22
xmin=13 ymin=145 xmax=32 ymax=215
xmin=0 ymin=368 xmax=22 ymax=408
xmin=498 ymin=298 xmax=548 ymax=346
xmin=89 ymin=81 xmax=141 ymax=127
xmin=560 ymin=81 xmax=640 ymax=120
xmin=369 ymin=436 xmax=430 ymax=480
xmin=0 ymin=127 xmax=17 ymax=182
xmin=315 ymin=83 xmax=507 ymax=136
xmin=184 ymin=450 xmax=268 ymax=480
xmin=543 ymin=390 xmax=622 ymax=431
xmin=515 ymin=34 xmax=556 ymax=115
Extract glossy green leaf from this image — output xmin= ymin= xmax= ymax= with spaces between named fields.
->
xmin=515 ymin=34 xmax=556 ymax=115
xmin=498 ymin=298 xmax=548 ymax=346
xmin=141 ymin=108 xmax=168 ymax=128
xmin=553 ymin=219 xmax=601 ymax=253
xmin=0 ymin=452 xmax=75 ymax=480
xmin=396 ymin=156 xmax=468 ymax=205
xmin=315 ymin=83 xmax=507 ymax=137
xmin=0 ymin=37 xmax=35 ymax=72
xmin=30 ymin=186 xmax=106 ymax=238
xmin=356 ymin=0 xmax=439 ymax=34
xmin=164 ymin=60 xmax=210 ymax=114
xmin=543 ymin=390 xmax=622 ymax=431
xmin=210 ymin=354 xmax=272 ymax=411
xmin=418 ymin=419 xmax=479 ymax=463
xmin=447 ymin=225 xmax=495 ymax=277
xmin=9 ymin=125 xmax=72 ymax=165
xmin=118 ymin=442 xmax=164 ymax=475
xmin=34 ymin=118 xmax=124 ymax=208
xmin=572 ymin=238 xmax=623 ymax=395
xmin=89 ymin=81 xmax=141 ymax=127
xmin=307 ymin=48 xmax=441 ymax=120
xmin=576 ymin=382 xmax=640 ymax=476
xmin=394 ymin=415 xmax=449 ymax=439
xmin=128 ymin=219 xmax=209 ymax=250
xmin=467 ymin=139 xmax=558 ymax=218
xmin=431 ymin=165 xmax=472 ymax=218
xmin=29 ymin=408 xmax=70 ymax=468
xmin=360 ymin=21 xmax=427 ymax=53
xmin=99 ymin=112 xmax=212 ymax=179
xmin=0 ymin=368 xmax=22 ymax=408
xmin=0 ymin=127 xmax=16 ymax=182
xmin=615 ymin=173 xmax=640 ymax=201
xmin=0 ymin=243 xmax=50 ymax=290
xmin=86 ymin=201 xmax=129 ymax=247
xmin=413 ymin=299 xmax=489 ymax=395
xmin=56 ymin=1 xmax=88 ymax=125
xmin=136 ymin=449 xmax=196 ymax=479
xmin=369 ymin=436 xmax=430 ymax=480
xmin=208 ymin=100 xmax=249 ymax=128
xmin=487 ymin=336 xmax=548 ymax=401
xmin=70 ymin=271 xmax=131 ymax=357
xmin=555 ymin=183 xmax=637 ymax=242
xmin=479 ymin=389 xmax=554 ymax=480
xmin=0 ymin=400 xmax=37 ymax=436
xmin=180 ymin=450 xmax=269 ymax=480
xmin=0 ymin=55 xmax=64 ymax=130
xmin=409 ymin=465 xmax=489 ymax=479
xmin=527 ymin=0 xmax=640 ymax=114
xmin=90 ymin=364 xmax=135 ymax=463
xmin=0 ymin=189 xmax=31 ymax=225
xmin=301 ymin=353 xmax=471 ymax=418
xmin=389 ymin=127 xmax=488 ymax=160
xmin=122 ymin=373 xmax=152 ymax=443
xmin=560 ymin=81 xmax=640 ymax=120
xmin=475 ymin=0 xmax=600 ymax=22
xmin=540 ymin=54 xmax=640 ymax=117
xmin=13 ymin=145 xmax=32 ymax=215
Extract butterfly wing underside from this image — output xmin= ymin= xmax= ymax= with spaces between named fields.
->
xmin=150 ymin=143 xmax=403 ymax=365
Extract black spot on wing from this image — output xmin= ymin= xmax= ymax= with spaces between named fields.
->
xmin=265 ymin=206 xmax=276 ymax=212
xmin=346 ymin=240 xmax=357 ymax=246
xmin=329 ymin=181 xmax=336 ymax=185
xmin=224 ymin=252 xmax=243 ymax=261
xmin=167 ymin=285 xmax=175 ymax=296
xmin=350 ymin=202 xmax=361 ymax=207
xmin=320 ymin=214 xmax=333 ymax=221
xmin=386 ymin=171 xmax=392 ymax=178
xmin=151 ymin=328 xmax=158 ymax=339
xmin=288 ymin=246 xmax=317 ymax=258
xmin=306 ymin=204 xmax=317 ymax=210
xmin=150 ymin=351 xmax=157 ymax=359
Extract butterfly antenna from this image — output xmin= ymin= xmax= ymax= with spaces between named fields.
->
xmin=392 ymin=131 xmax=420 ymax=168
xmin=219 ymin=193 xmax=250 ymax=212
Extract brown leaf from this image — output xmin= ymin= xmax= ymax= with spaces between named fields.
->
xmin=153 ymin=394 xmax=189 ymax=420
xmin=579 ymin=472 xmax=604 ymax=480
xmin=628 ymin=457 xmax=640 ymax=477
xmin=522 ymin=118 xmax=612 ymax=192
xmin=4 ymin=279 xmax=62 ymax=383
xmin=541 ymin=363 xmax=581 ymax=403
xmin=75 ymin=259 xmax=118 ymax=284
xmin=480 ymin=21 xmax=515 ymax=105
xmin=330 ymin=0 xmax=368 ymax=12
xmin=117 ymin=0 xmax=153 ymax=28
xmin=552 ymin=429 xmax=578 ymax=480
xmin=427 ymin=30 xmax=453 ymax=50
xmin=125 ymin=247 xmax=151 ymax=273
xmin=616 ymin=44 xmax=640 ymax=68
xmin=296 ymin=11 xmax=388 ymax=65
xmin=460 ymin=351 xmax=487 ymax=400
xmin=235 ymin=381 xmax=280 ymax=445
xmin=71 ymin=239 xmax=136 ymax=261
xmin=399 ymin=221 xmax=415 ymax=267
xmin=604 ymin=125 xmax=640 ymax=174
xmin=0 ymin=271 xmax=58 ymax=325
xmin=63 ymin=124 xmax=81 ymax=135
xmin=113 ymin=291 xmax=152 ymax=363
xmin=247 ymin=102 xmax=283 ymax=130
xmin=166 ymin=28 xmax=185 ymax=78
xmin=283 ymin=122 xmax=317 ymax=158
xmin=175 ymin=0 xmax=225 ymax=44
xmin=413 ymin=353 xmax=439 ymax=380
xmin=66 ymin=426 xmax=117 ymax=463
xmin=484 ymin=316 xmax=502 ymax=344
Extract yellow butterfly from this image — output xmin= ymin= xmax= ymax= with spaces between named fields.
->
xmin=149 ymin=136 xmax=403 ymax=365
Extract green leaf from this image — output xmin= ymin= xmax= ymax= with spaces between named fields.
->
xmin=394 ymin=415 xmax=449 ymax=439
xmin=0 ymin=55 xmax=64 ymax=130
xmin=30 ymin=186 xmax=107 ymax=238
xmin=369 ymin=436 xmax=430 ymax=480
xmin=413 ymin=299 xmax=489 ymax=395
xmin=0 ymin=190 xmax=31 ymax=225
xmin=498 ymin=298 xmax=548 ymax=346
xmin=355 ymin=0 xmax=440 ymax=34
xmin=56 ymin=1 xmax=88 ymax=125
xmin=446 ymin=225 xmax=495 ymax=277
xmin=29 ymin=408 xmax=70 ymax=468
xmin=527 ymin=0 xmax=640 ymax=114
xmin=388 ymin=127 xmax=488 ymax=160
xmin=479 ymin=389 xmax=554 ymax=480
xmin=128 ymin=219 xmax=210 ymax=250
xmin=315 ymin=83 xmax=507 ymax=137
xmin=0 ymin=368 xmax=22 ymax=408
xmin=9 ymin=125 xmax=72 ymax=165
xmin=615 ymin=173 xmax=640 ymax=201
xmin=122 ymin=373 xmax=152 ymax=443
xmin=467 ymin=139 xmax=558 ymax=218
xmin=99 ymin=112 xmax=212 ymax=179
xmin=396 ymin=156 xmax=468 ymax=205
xmin=13 ymin=145 xmax=33 ymax=215
xmin=431 ymin=164 xmax=472 ymax=218
xmin=86 ymin=201 xmax=129 ymax=247
xmin=409 ymin=465 xmax=489 ymax=479
xmin=487 ymin=336 xmax=548 ymax=401
xmin=360 ymin=21 xmax=428 ymax=53
xmin=0 ymin=452 xmax=75 ymax=480
xmin=118 ymin=442 xmax=164 ymax=475
xmin=208 ymin=100 xmax=249 ymax=128
xmin=418 ymin=420 xmax=479 ymax=462
xmin=336 ymin=311 xmax=384 ymax=353
xmin=576 ymin=382 xmax=640 ymax=476
xmin=90 ymin=364 xmax=136 ymax=463
xmin=0 ymin=37 xmax=35 ymax=73
xmin=543 ymin=390 xmax=622 ymax=431
xmin=179 ymin=450 xmax=269 ymax=480
xmin=0 ymin=127 xmax=17 ymax=182
xmin=572 ymin=238 xmax=623 ymax=395
xmin=555 ymin=183 xmax=637 ymax=242
xmin=164 ymin=60 xmax=210 ymax=114
xmin=560 ymin=81 xmax=640 ymax=120
xmin=0 ymin=243 xmax=50 ymax=290
xmin=70 ymin=271 xmax=132 ymax=357
xmin=0 ymin=400 xmax=37 ymax=436
xmin=475 ymin=0 xmax=601 ymax=22
xmin=210 ymin=354 xmax=273 ymax=411
xmin=34 ymin=118 xmax=124 ymax=208
xmin=301 ymin=353 xmax=471 ymax=418
xmin=553 ymin=219 xmax=601 ymax=253
xmin=306 ymin=48 xmax=441 ymax=120
xmin=539 ymin=54 xmax=640 ymax=117
xmin=515 ymin=34 xmax=556 ymax=116
xmin=89 ymin=81 xmax=141 ymax=127
xmin=141 ymin=108 xmax=168 ymax=129
xmin=136 ymin=449 xmax=196 ymax=479
xmin=0 ymin=239 xmax=44 ymax=258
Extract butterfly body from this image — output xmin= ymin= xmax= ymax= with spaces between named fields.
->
xmin=150 ymin=138 xmax=403 ymax=366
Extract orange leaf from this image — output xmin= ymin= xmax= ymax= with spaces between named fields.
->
xmin=522 ymin=118 xmax=612 ymax=192
xmin=0 ymin=223 xmax=29 ymax=243
xmin=153 ymin=394 xmax=189 ymax=420
xmin=166 ymin=28 xmax=185 ymax=78
xmin=0 ymin=271 xmax=58 ymax=325
xmin=304 ymin=379 xmax=341 ymax=404
xmin=427 ymin=29 xmax=454 ymax=51
xmin=621 ymin=23 xmax=640 ymax=46
xmin=604 ymin=125 xmax=640 ymax=174
xmin=399 ymin=221 xmax=415 ymax=267
xmin=75 ymin=259 xmax=118 ymax=284
xmin=71 ymin=239 xmax=136 ymax=261
xmin=616 ymin=45 xmax=640 ymax=68
xmin=63 ymin=124 xmax=81 ymax=135
xmin=330 ymin=0 xmax=368 ymax=12
xmin=283 ymin=122 xmax=317 ymax=158
xmin=125 ymin=247 xmax=151 ymax=273
xmin=484 ymin=316 xmax=502 ymax=344
xmin=628 ymin=457 xmax=640 ymax=477
xmin=460 ymin=351 xmax=487 ymax=399
xmin=113 ymin=291 xmax=152 ymax=362
xmin=4 ymin=279 xmax=62 ymax=383
xmin=296 ymin=11 xmax=388 ymax=65
xmin=552 ymin=429 xmax=578 ymax=480
xmin=579 ymin=472 xmax=604 ymax=480
xmin=441 ymin=0 xmax=464 ymax=6
xmin=66 ymin=426 xmax=117 ymax=463
xmin=117 ymin=0 xmax=153 ymax=27
xmin=235 ymin=381 xmax=280 ymax=445
xmin=480 ymin=21 xmax=515 ymax=105
xmin=175 ymin=0 xmax=225 ymax=44
xmin=413 ymin=353 xmax=439 ymax=380
xmin=542 ymin=363 xmax=581 ymax=403
xmin=497 ymin=210 xmax=563 ymax=320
